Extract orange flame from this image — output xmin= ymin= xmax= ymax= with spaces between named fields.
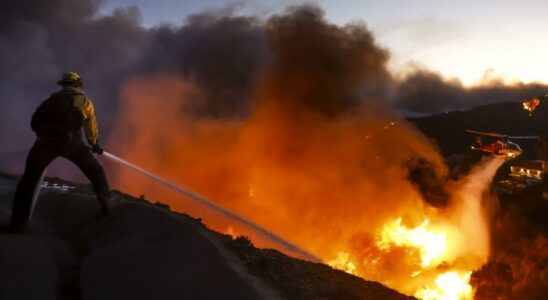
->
xmin=416 ymin=271 xmax=473 ymax=300
xmin=374 ymin=218 xmax=474 ymax=299
xmin=328 ymin=252 xmax=357 ymax=275
xmin=522 ymin=98 xmax=540 ymax=116
xmin=327 ymin=158 xmax=502 ymax=299
xmin=106 ymin=74 xmax=499 ymax=299
xmin=377 ymin=218 xmax=448 ymax=268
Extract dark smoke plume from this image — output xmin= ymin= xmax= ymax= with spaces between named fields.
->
xmin=395 ymin=69 xmax=548 ymax=114
xmin=0 ymin=0 xmax=268 ymax=174
xmin=2 ymin=0 xmax=547 ymax=172
xmin=262 ymin=5 xmax=391 ymax=116
xmin=0 ymin=0 xmax=146 ymax=173
xmin=140 ymin=7 xmax=269 ymax=117
xmin=2 ymin=1 xmax=547 ymax=297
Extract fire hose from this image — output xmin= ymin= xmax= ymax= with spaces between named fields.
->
xmin=102 ymin=151 xmax=320 ymax=262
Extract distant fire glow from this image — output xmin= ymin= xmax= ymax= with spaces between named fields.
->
xmin=522 ymin=98 xmax=540 ymax=116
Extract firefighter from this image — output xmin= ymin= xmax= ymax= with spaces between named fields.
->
xmin=9 ymin=72 xmax=110 ymax=233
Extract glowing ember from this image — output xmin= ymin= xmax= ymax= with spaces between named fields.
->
xmin=522 ymin=98 xmax=540 ymax=116
xmin=415 ymin=271 xmax=473 ymax=300
xmin=377 ymin=218 xmax=447 ymax=268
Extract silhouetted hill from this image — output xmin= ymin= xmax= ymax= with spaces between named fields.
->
xmin=0 ymin=172 xmax=414 ymax=300
xmin=409 ymin=101 xmax=548 ymax=158
xmin=411 ymin=102 xmax=548 ymax=300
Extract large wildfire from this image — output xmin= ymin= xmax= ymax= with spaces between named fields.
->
xmin=107 ymin=74 xmax=501 ymax=298
xmin=325 ymin=158 xmax=503 ymax=299
xmin=105 ymin=6 xmax=516 ymax=299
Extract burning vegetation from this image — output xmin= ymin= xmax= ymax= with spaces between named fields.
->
xmin=522 ymin=98 xmax=540 ymax=116
xmin=103 ymin=5 xmax=546 ymax=300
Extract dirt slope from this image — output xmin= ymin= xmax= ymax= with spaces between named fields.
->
xmin=0 ymin=173 xmax=413 ymax=300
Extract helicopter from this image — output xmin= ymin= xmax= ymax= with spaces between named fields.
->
xmin=466 ymin=130 xmax=539 ymax=159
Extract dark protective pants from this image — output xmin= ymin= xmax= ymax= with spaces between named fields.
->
xmin=10 ymin=136 xmax=110 ymax=229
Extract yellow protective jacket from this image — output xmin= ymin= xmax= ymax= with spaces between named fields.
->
xmin=71 ymin=91 xmax=99 ymax=145
xmin=32 ymin=86 xmax=100 ymax=144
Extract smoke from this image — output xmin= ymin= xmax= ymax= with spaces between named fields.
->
xmin=105 ymin=6 xmax=507 ymax=297
xmin=262 ymin=5 xmax=391 ymax=116
xmin=1 ymin=0 xmax=547 ymax=173
xmin=103 ymin=150 xmax=319 ymax=261
xmin=1 ymin=1 xmax=546 ymax=297
xmin=0 ymin=0 xmax=268 ymax=174
xmin=395 ymin=69 xmax=548 ymax=114
xmin=139 ymin=5 xmax=269 ymax=117
xmin=0 ymin=0 xmax=146 ymax=173
xmin=449 ymin=158 xmax=504 ymax=263
xmin=0 ymin=0 xmax=146 ymax=116
xmin=472 ymin=192 xmax=548 ymax=299
xmin=343 ymin=158 xmax=502 ymax=295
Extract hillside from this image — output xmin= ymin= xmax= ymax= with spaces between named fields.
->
xmin=410 ymin=102 xmax=548 ymax=299
xmin=409 ymin=100 xmax=548 ymax=158
xmin=0 ymin=172 xmax=414 ymax=300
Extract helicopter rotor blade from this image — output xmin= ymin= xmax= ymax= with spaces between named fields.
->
xmin=506 ymin=135 xmax=540 ymax=140
xmin=465 ymin=130 xmax=505 ymax=138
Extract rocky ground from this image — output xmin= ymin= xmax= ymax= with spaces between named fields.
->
xmin=0 ymin=172 xmax=413 ymax=300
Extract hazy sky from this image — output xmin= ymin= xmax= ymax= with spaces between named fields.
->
xmin=100 ymin=0 xmax=548 ymax=86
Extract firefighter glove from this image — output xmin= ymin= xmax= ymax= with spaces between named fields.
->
xmin=91 ymin=143 xmax=104 ymax=155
